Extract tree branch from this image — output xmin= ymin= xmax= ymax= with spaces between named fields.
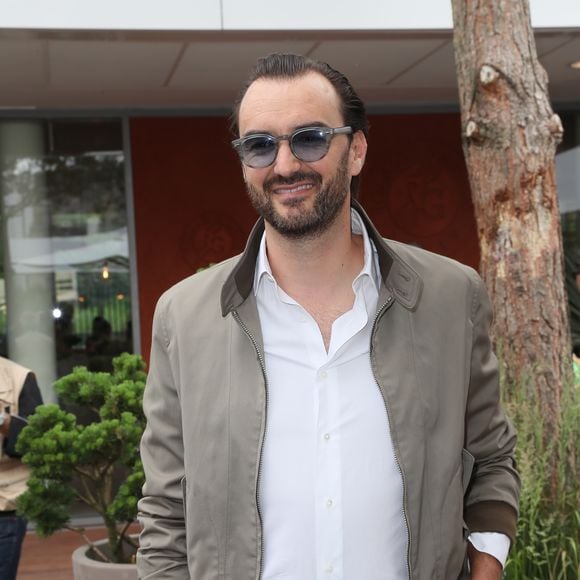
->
xmin=65 ymin=525 xmax=112 ymax=563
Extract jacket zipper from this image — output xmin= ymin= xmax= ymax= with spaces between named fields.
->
xmin=232 ymin=310 xmax=268 ymax=580
xmin=370 ymin=295 xmax=412 ymax=580
xmin=235 ymin=296 xmax=411 ymax=580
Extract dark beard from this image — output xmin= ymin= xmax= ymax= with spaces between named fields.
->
xmin=245 ymin=152 xmax=351 ymax=239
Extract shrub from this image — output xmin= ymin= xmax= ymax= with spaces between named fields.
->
xmin=16 ymin=353 xmax=146 ymax=564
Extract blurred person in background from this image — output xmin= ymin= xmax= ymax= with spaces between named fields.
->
xmin=0 ymin=356 xmax=43 ymax=580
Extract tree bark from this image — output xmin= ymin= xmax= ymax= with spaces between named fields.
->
xmin=450 ymin=0 xmax=571 ymax=443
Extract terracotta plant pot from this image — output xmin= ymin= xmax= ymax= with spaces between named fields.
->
xmin=71 ymin=538 xmax=138 ymax=580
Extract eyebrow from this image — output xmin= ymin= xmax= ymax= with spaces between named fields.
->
xmin=241 ymin=122 xmax=331 ymax=138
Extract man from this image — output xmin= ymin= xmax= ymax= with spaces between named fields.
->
xmin=138 ymin=53 xmax=520 ymax=579
xmin=0 ymin=356 xmax=43 ymax=580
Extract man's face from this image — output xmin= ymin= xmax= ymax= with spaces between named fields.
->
xmin=237 ymin=72 xmax=366 ymax=239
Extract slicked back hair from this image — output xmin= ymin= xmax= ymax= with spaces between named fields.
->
xmin=230 ymin=53 xmax=369 ymax=198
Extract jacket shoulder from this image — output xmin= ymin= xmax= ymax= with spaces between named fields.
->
xmin=0 ymin=356 xmax=31 ymax=378
xmin=157 ymin=255 xmax=240 ymax=311
xmin=151 ymin=256 xmax=245 ymax=345
xmin=384 ymin=238 xmax=482 ymax=288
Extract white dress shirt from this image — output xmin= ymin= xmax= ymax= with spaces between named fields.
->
xmin=254 ymin=210 xmax=509 ymax=579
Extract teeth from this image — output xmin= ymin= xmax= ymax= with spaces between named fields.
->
xmin=279 ymin=184 xmax=311 ymax=194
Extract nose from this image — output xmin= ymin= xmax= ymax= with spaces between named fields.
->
xmin=273 ymin=140 xmax=301 ymax=177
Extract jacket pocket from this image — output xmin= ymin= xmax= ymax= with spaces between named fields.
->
xmin=180 ymin=476 xmax=187 ymax=520
xmin=461 ymin=448 xmax=475 ymax=495
xmin=461 ymin=449 xmax=474 ymax=576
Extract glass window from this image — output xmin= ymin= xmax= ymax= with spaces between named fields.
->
xmin=557 ymin=111 xmax=580 ymax=354
xmin=0 ymin=119 xmax=134 ymax=402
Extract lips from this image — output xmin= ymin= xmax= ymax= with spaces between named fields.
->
xmin=263 ymin=171 xmax=322 ymax=196
xmin=272 ymin=182 xmax=313 ymax=195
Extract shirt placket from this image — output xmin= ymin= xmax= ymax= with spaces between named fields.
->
xmin=315 ymin=362 xmax=343 ymax=579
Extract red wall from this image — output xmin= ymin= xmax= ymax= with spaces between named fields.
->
xmin=361 ymin=114 xmax=478 ymax=262
xmin=131 ymin=114 xmax=479 ymax=359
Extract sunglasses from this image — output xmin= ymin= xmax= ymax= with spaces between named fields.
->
xmin=232 ymin=126 xmax=353 ymax=169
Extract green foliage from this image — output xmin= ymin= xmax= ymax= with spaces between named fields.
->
xmin=16 ymin=405 xmax=78 ymax=479
xmin=503 ymin=365 xmax=579 ymax=579
xmin=108 ymin=459 xmax=145 ymax=523
xmin=196 ymin=262 xmax=215 ymax=273
xmin=16 ymin=353 xmax=147 ymax=564
xmin=17 ymin=476 xmax=75 ymax=536
xmin=53 ymin=368 xmax=112 ymax=410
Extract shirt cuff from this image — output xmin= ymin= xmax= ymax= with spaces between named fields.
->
xmin=468 ymin=532 xmax=511 ymax=568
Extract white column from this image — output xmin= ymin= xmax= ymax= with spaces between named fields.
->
xmin=0 ymin=120 xmax=57 ymax=403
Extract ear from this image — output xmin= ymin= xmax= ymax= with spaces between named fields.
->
xmin=349 ymin=131 xmax=367 ymax=177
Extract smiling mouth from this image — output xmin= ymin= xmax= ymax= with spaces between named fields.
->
xmin=273 ymin=183 xmax=313 ymax=195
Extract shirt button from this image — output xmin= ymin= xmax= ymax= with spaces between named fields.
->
xmin=319 ymin=370 xmax=328 ymax=379
xmin=326 ymin=564 xmax=334 ymax=573
xmin=326 ymin=499 xmax=333 ymax=507
xmin=323 ymin=433 xmax=331 ymax=441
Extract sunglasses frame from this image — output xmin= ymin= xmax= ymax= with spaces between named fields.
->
xmin=232 ymin=125 xmax=353 ymax=168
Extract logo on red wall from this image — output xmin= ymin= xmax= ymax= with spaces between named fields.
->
xmin=179 ymin=210 xmax=246 ymax=272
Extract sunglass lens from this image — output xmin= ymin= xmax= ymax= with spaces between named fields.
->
xmin=241 ymin=136 xmax=276 ymax=168
xmin=291 ymin=129 xmax=329 ymax=162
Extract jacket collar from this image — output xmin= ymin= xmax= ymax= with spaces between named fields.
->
xmin=221 ymin=198 xmax=423 ymax=316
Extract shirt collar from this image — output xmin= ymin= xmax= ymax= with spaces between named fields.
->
xmin=222 ymin=199 xmax=423 ymax=317
xmin=253 ymin=208 xmax=381 ymax=296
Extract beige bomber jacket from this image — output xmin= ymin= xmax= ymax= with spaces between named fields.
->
xmin=137 ymin=201 xmax=520 ymax=580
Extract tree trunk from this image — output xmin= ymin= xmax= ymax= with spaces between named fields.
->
xmin=450 ymin=0 xmax=571 ymax=444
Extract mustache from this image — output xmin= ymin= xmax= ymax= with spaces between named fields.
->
xmin=263 ymin=171 xmax=322 ymax=192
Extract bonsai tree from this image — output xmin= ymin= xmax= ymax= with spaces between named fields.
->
xmin=16 ymin=352 xmax=146 ymax=564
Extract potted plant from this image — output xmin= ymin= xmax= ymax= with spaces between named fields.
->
xmin=16 ymin=352 xmax=146 ymax=579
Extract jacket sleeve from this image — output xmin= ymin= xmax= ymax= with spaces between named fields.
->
xmin=137 ymin=295 xmax=189 ymax=579
xmin=463 ymin=272 xmax=521 ymax=544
